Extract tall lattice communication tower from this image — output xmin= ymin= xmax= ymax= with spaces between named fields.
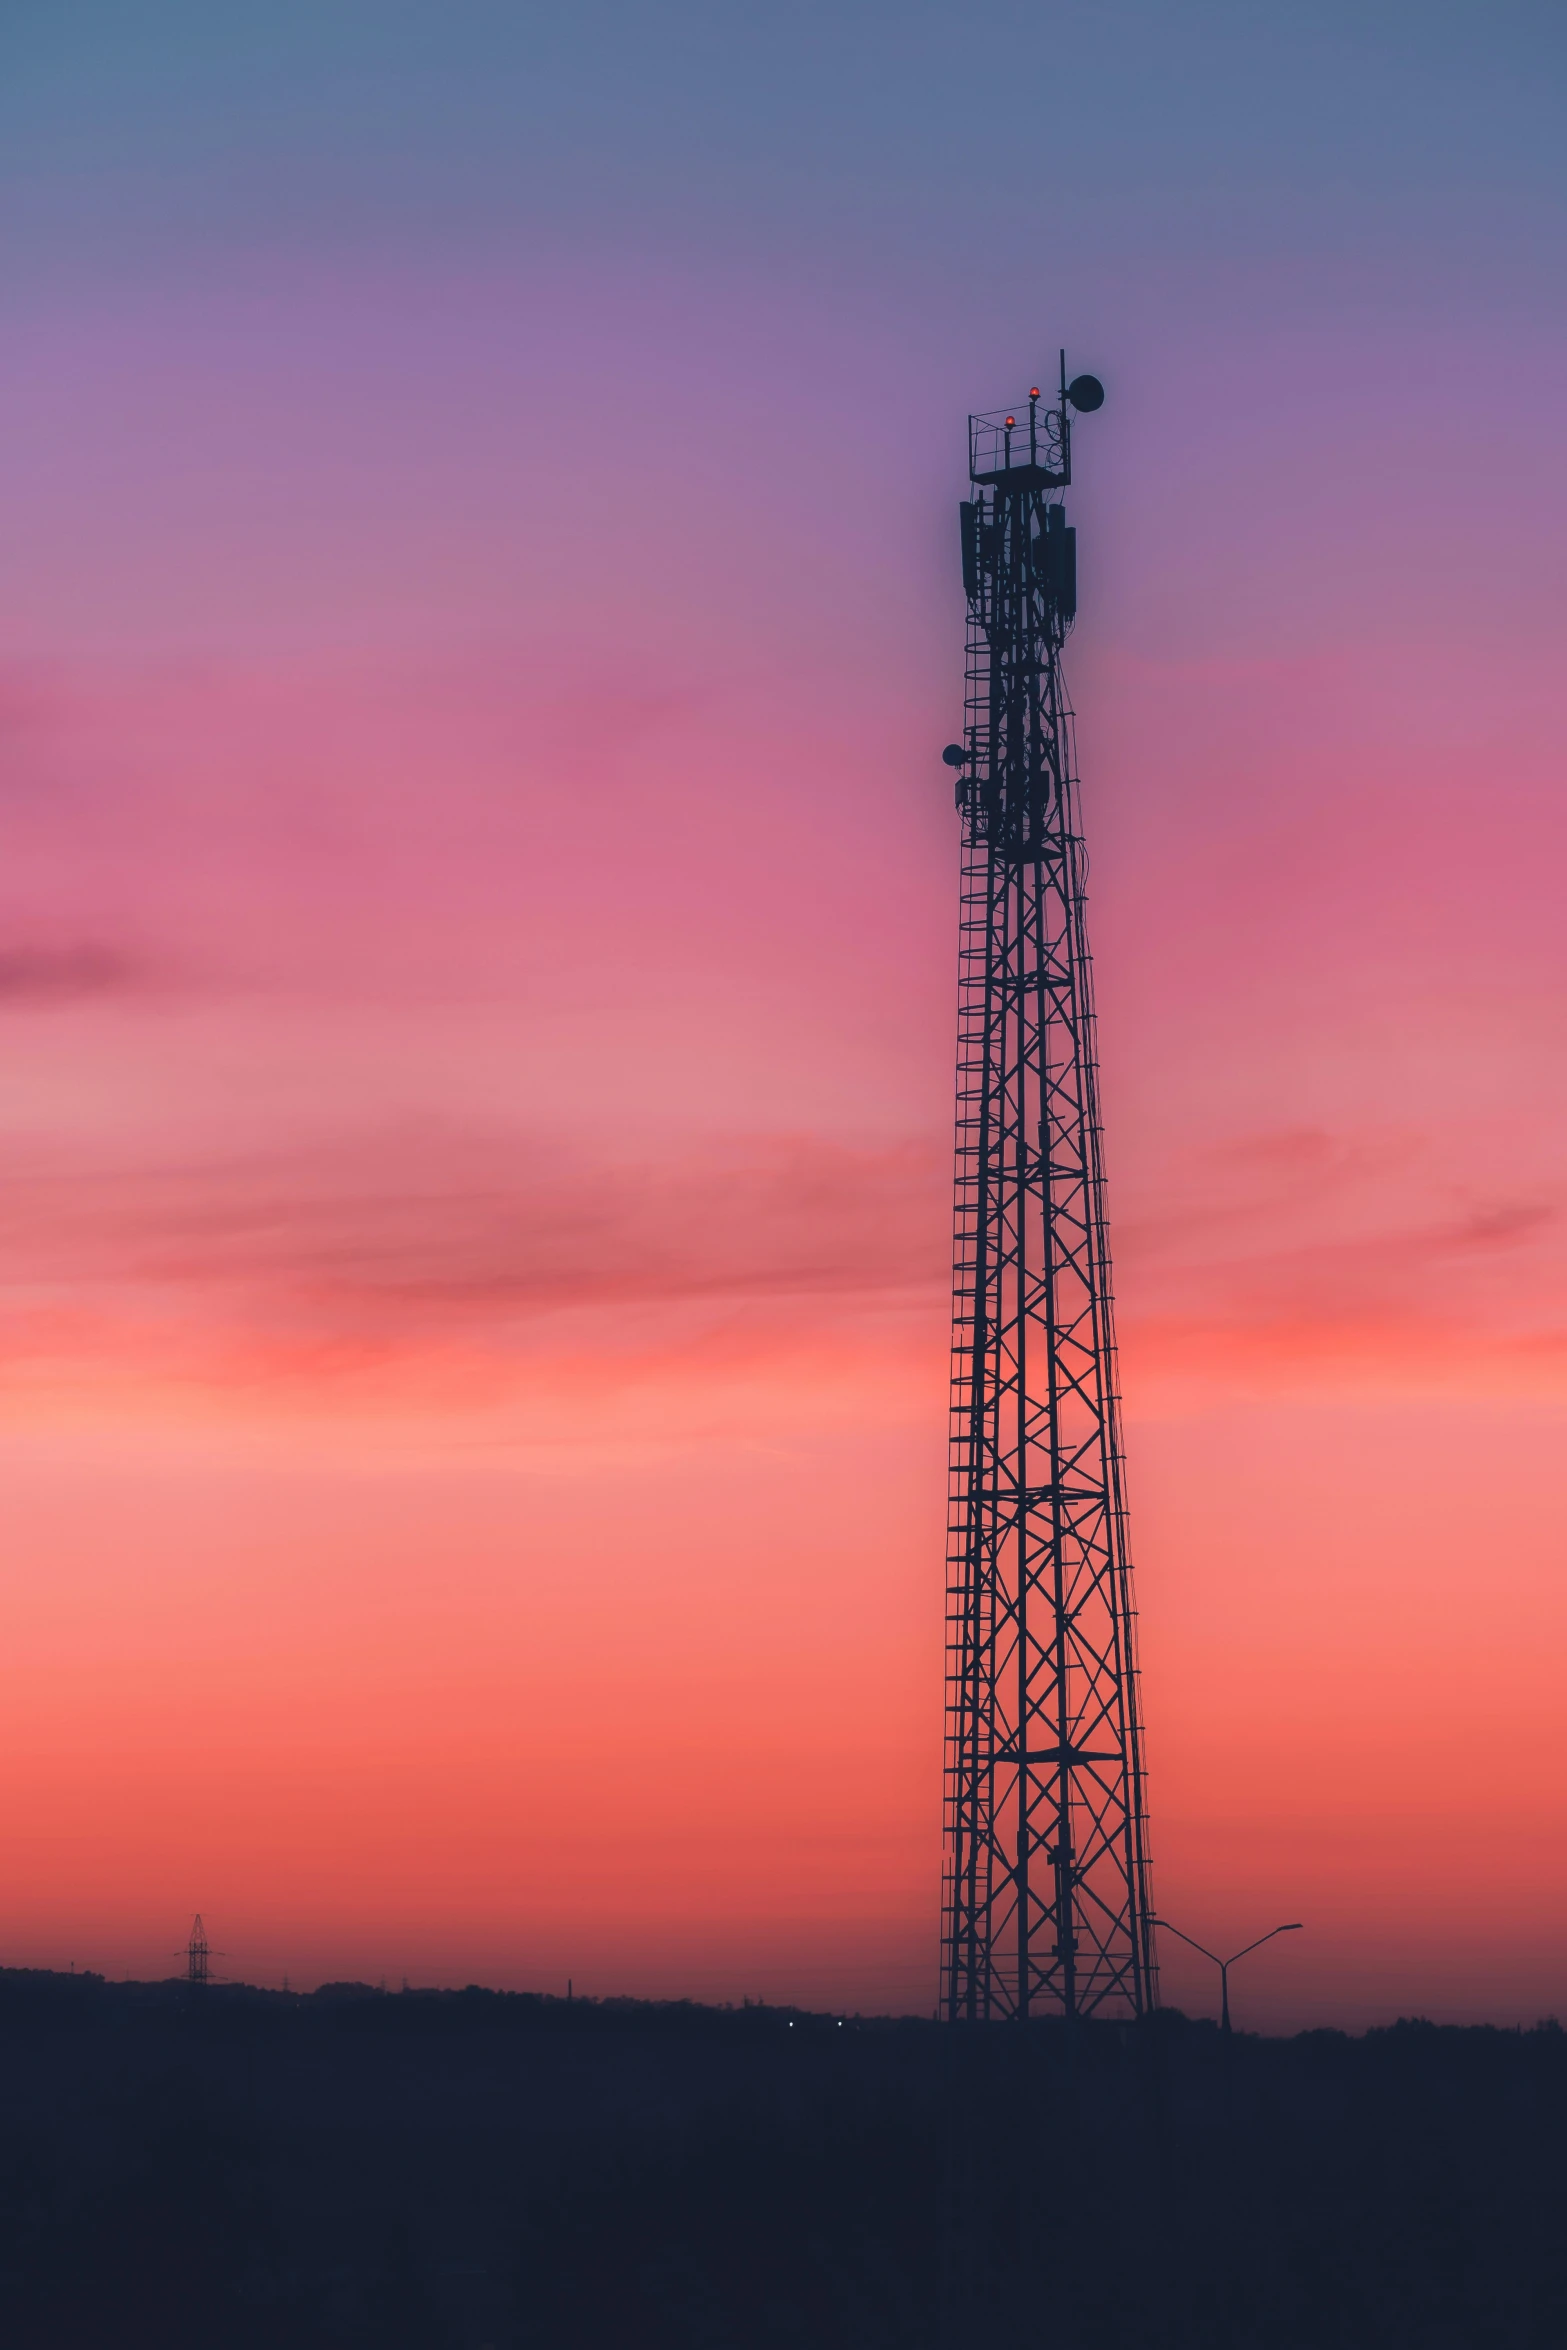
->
xmin=941 ymin=358 xmax=1156 ymax=2024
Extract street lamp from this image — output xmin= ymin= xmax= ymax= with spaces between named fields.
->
xmin=1156 ymin=1919 xmax=1303 ymax=2035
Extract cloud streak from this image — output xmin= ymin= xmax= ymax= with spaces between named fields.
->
xmin=2 ymin=1108 xmax=1563 ymax=1411
xmin=0 ymin=944 xmax=145 ymax=1003
xmin=0 ymin=1127 xmax=949 ymax=1401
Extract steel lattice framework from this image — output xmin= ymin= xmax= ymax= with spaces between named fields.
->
xmin=942 ymin=361 xmax=1156 ymax=2024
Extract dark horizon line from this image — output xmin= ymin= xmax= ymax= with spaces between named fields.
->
xmin=2 ymin=1960 xmax=1558 ymax=2045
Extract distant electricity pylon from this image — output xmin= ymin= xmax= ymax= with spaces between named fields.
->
xmin=186 ymin=1914 xmax=211 ymax=1987
xmin=941 ymin=356 xmax=1157 ymax=2023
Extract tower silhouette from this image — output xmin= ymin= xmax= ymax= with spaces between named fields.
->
xmin=942 ymin=358 xmax=1156 ymax=2023
xmin=186 ymin=1914 xmax=210 ymax=1987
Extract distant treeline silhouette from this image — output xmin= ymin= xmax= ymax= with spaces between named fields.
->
xmin=0 ymin=1966 xmax=1561 ymax=2345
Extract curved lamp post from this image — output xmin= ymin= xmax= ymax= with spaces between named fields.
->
xmin=1156 ymin=1919 xmax=1302 ymax=2035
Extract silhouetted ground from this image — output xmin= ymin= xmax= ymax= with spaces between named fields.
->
xmin=0 ymin=1967 xmax=1562 ymax=2345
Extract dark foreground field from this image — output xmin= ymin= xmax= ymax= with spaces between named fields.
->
xmin=0 ymin=1969 xmax=1561 ymax=2347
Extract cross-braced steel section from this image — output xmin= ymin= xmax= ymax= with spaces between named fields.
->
xmin=942 ymin=362 xmax=1156 ymax=2024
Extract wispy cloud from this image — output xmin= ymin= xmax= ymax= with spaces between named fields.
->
xmin=1115 ymin=1121 xmax=1567 ymax=1398
xmin=0 ymin=945 xmax=146 ymax=1003
xmin=3 ymin=1108 xmax=1562 ymax=1414
xmin=0 ymin=1125 xmax=950 ymax=1403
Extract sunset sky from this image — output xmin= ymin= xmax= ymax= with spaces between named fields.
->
xmin=2 ymin=1 xmax=1565 ymax=2028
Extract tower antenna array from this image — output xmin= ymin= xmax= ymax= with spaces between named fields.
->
xmin=941 ymin=354 xmax=1156 ymax=2022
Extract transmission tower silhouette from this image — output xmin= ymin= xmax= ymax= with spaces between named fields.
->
xmin=186 ymin=1914 xmax=211 ymax=1987
xmin=941 ymin=356 xmax=1156 ymax=2024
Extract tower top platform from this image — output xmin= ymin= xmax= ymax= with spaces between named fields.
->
xmin=968 ymin=358 xmax=1105 ymax=491
xmin=968 ymin=373 xmax=1070 ymax=490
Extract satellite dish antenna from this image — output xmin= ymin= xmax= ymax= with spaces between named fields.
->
xmin=941 ymin=744 xmax=968 ymax=770
xmin=1066 ymin=374 xmax=1105 ymax=413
